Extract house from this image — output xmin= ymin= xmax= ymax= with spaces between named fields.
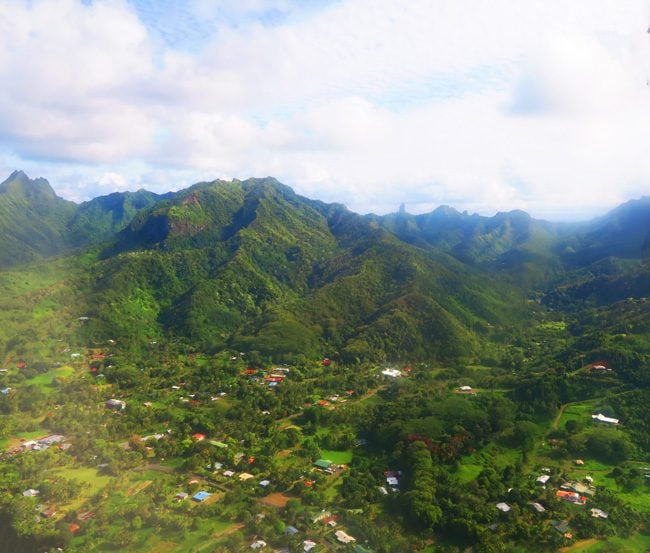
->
xmin=590 ymin=508 xmax=609 ymax=519
xmin=239 ymin=472 xmax=254 ymax=481
xmin=68 ymin=523 xmax=80 ymax=535
xmin=303 ymin=541 xmax=317 ymax=552
xmin=496 ymin=502 xmax=511 ymax=512
xmin=552 ymin=520 xmax=570 ymax=534
xmin=381 ymin=368 xmax=401 ymax=378
xmin=41 ymin=507 xmax=57 ymax=519
xmin=22 ymin=489 xmax=40 ymax=497
xmin=250 ymin=540 xmax=267 ymax=550
xmin=285 ymin=526 xmax=299 ymax=535
xmin=575 ymin=459 xmax=585 ymax=466
xmin=529 ymin=502 xmax=546 ymax=513
xmin=561 ymin=481 xmax=595 ymax=496
xmin=386 ymin=476 xmax=399 ymax=487
xmin=556 ymin=490 xmax=587 ymax=505
xmin=314 ymin=459 xmax=333 ymax=470
xmin=592 ymin=413 xmax=619 ymax=425
xmin=259 ymin=480 xmax=271 ymax=488
xmin=322 ymin=358 xmax=331 ymax=366
xmin=322 ymin=515 xmax=337 ymax=526
xmin=223 ymin=470 xmax=235 ymax=477
xmin=459 ymin=385 xmax=473 ymax=393
xmin=311 ymin=511 xmax=331 ymax=524
xmin=335 ymin=530 xmax=356 ymax=544
xmin=536 ymin=474 xmax=550 ymax=485
xmin=175 ymin=492 xmax=189 ymax=502
xmin=378 ymin=486 xmax=388 ymax=495
xmin=0 ymin=387 xmax=11 ymax=395
xmin=192 ymin=433 xmax=206 ymax=441
xmin=192 ymin=491 xmax=212 ymax=502
xmin=105 ymin=399 xmax=125 ymax=410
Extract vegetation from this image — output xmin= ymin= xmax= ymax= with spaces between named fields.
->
xmin=0 ymin=173 xmax=648 ymax=552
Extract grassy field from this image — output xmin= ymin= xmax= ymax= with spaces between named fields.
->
xmin=456 ymin=462 xmax=483 ymax=483
xmin=569 ymin=532 xmax=650 ymax=552
xmin=49 ymin=466 xmax=114 ymax=512
xmin=320 ymin=450 xmax=353 ymax=464
xmin=24 ymin=365 xmax=75 ymax=394
xmin=556 ymin=400 xmax=599 ymax=429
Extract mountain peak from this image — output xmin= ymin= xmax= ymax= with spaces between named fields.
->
xmin=0 ymin=170 xmax=57 ymax=199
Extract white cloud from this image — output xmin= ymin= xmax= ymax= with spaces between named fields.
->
xmin=0 ymin=0 xmax=649 ymax=220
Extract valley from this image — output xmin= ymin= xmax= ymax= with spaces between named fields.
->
xmin=0 ymin=172 xmax=648 ymax=552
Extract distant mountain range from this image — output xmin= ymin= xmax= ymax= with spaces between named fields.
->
xmin=1 ymin=170 xmax=648 ymax=362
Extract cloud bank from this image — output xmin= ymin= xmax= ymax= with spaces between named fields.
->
xmin=0 ymin=0 xmax=649 ymax=220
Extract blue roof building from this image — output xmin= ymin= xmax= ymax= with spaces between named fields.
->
xmin=192 ymin=491 xmax=212 ymax=502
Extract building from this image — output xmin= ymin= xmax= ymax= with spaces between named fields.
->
xmin=529 ymin=502 xmax=546 ymax=513
xmin=496 ymin=502 xmax=511 ymax=512
xmin=335 ymin=530 xmax=356 ymax=544
xmin=381 ymin=368 xmax=401 ymax=378
xmin=192 ymin=491 xmax=212 ymax=502
xmin=314 ymin=459 xmax=333 ymax=470
xmin=105 ymin=398 xmax=125 ymax=410
xmin=536 ymin=474 xmax=550 ymax=485
xmin=592 ymin=413 xmax=619 ymax=425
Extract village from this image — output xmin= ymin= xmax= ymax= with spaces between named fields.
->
xmin=0 ymin=334 xmax=647 ymax=552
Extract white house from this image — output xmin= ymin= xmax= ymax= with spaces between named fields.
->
xmin=592 ymin=413 xmax=619 ymax=425
xmin=381 ymin=368 xmax=401 ymax=378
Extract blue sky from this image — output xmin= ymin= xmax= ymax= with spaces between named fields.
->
xmin=0 ymin=0 xmax=649 ymax=220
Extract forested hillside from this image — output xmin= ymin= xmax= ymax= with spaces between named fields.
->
xmin=0 ymin=172 xmax=649 ymax=553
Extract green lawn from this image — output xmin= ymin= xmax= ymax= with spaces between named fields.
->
xmin=573 ymin=532 xmax=650 ymax=552
xmin=49 ymin=466 xmax=114 ymax=512
xmin=556 ymin=400 xmax=599 ymax=429
xmin=25 ymin=365 xmax=75 ymax=393
xmin=320 ymin=449 xmax=353 ymax=464
xmin=456 ymin=462 xmax=483 ymax=483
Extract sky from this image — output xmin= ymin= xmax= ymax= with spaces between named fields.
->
xmin=0 ymin=0 xmax=649 ymax=220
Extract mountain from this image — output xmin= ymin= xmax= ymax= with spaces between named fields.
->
xmin=1 ymin=170 xmax=649 ymax=364
xmin=561 ymin=196 xmax=650 ymax=267
xmin=0 ymin=170 xmax=76 ymax=266
xmin=68 ymin=189 xmax=170 ymax=247
xmin=0 ymin=172 xmax=168 ymax=268
xmin=78 ymin=177 xmax=523 ymax=362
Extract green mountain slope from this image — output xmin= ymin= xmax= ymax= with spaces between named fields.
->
xmin=375 ymin=207 xmax=569 ymax=288
xmin=0 ymin=171 xmax=168 ymax=268
xmin=78 ymin=178 xmax=523 ymax=362
xmin=0 ymin=171 xmax=76 ymax=266
xmin=68 ymin=189 xmax=169 ymax=247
